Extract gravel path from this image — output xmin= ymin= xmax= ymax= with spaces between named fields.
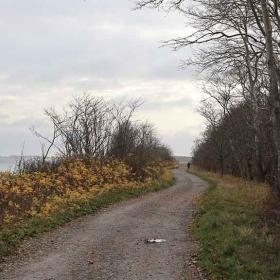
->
xmin=0 ymin=167 xmax=207 ymax=280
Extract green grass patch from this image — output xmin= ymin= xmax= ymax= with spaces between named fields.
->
xmin=0 ymin=175 xmax=175 ymax=260
xmin=191 ymin=169 xmax=280 ymax=280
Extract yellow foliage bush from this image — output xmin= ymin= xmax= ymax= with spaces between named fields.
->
xmin=0 ymin=159 xmax=172 ymax=228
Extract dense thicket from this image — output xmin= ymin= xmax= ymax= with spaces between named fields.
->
xmin=193 ymin=99 xmax=274 ymax=181
xmin=137 ymin=0 xmax=280 ymax=196
xmin=22 ymin=95 xmax=173 ymax=178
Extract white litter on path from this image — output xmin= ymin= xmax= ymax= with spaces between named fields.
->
xmin=145 ymin=239 xmax=167 ymax=244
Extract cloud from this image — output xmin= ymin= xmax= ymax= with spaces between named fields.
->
xmin=0 ymin=0 xmax=203 ymax=156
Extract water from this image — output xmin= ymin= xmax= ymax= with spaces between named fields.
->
xmin=0 ymin=157 xmax=18 ymax=172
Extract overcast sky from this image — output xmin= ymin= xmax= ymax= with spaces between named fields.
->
xmin=0 ymin=0 xmax=204 ymax=156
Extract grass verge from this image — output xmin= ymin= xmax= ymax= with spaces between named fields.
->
xmin=0 ymin=171 xmax=174 ymax=260
xmin=190 ymin=168 xmax=280 ymax=280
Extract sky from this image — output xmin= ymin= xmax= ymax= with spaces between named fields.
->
xmin=0 ymin=0 xmax=204 ymax=157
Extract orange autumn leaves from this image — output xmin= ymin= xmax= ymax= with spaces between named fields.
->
xmin=0 ymin=159 xmax=171 ymax=228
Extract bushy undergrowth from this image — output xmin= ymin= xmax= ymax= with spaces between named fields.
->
xmin=191 ymin=167 xmax=280 ymax=280
xmin=0 ymin=158 xmax=175 ymax=259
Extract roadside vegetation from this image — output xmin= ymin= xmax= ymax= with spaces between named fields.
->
xmin=191 ymin=167 xmax=280 ymax=280
xmin=0 ymin=95 xmax=175 ymax=259
xmin=0 ymin=159 xmax=174 ymax=259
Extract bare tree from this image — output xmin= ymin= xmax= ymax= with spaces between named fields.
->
xmin=28 ymin=95 xmax=173 ymax=176
xmin=45 ymin=94 xmax=112 ymax=158
xmin=109 ymin=99 xmax=143 ymax=160
xmin=30 ymin=124 xmax=62 ymax=162
xmin=136 ymin=0 xmax=280 ymax=194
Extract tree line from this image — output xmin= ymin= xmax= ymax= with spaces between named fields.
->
xmin=136 ymin=0 xmax=280 ymax=196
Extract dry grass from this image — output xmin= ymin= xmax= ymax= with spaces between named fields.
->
xmin=191 ymin=166 xmax=280 ymax=280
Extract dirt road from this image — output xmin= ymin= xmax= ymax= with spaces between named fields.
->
xmin=0 ymin=167 xmax=207 ymax=280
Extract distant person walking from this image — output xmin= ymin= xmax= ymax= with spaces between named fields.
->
xmin=187 ymin=162 xmax=191 ymax=170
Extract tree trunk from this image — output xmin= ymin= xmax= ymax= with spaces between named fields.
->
xmin=261 ymin=0 xmax=280 ymax=196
